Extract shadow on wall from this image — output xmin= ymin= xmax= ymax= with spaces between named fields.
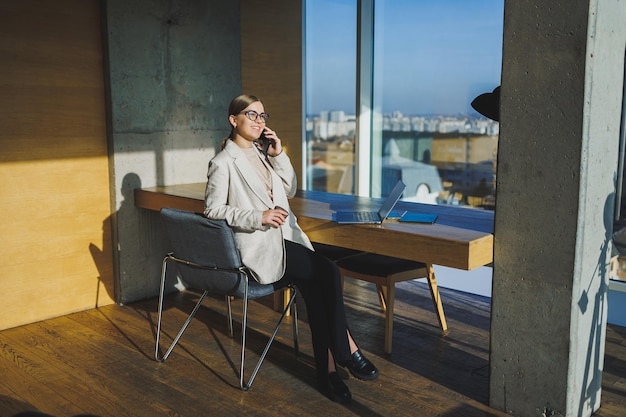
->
xmin=576 ymin=189 xmax=614 ymax=415
xmin=89 ymin=172 xmax=180 ymax=305
xmin=89 ymin=173 xmax=144 ymax=304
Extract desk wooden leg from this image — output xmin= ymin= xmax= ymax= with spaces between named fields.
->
xmin=384 ymin=280 xmax=395 ymax=355
xmin=273 ymin=288 xmax=292 ymax=316
xmin=426 ymin=264 xmax=448 ymax=332
xmin=376 ymin=284 xmax=388 ymax=311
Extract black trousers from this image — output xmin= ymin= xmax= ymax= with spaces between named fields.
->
xmin=273 ymin=240 xmax=351 ymax=381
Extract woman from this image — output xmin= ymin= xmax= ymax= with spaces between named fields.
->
xmin=204 ymin=94 xmax=379 ymax=403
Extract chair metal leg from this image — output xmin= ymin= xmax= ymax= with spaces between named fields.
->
xmin=291 ymin=297 xmax=299 ymax=355
xmin=239 ymin=283 xmax=298 ymax=391
xmin=156 ymin=258 xmax=299 ymax=390
xmin=155 ymin=256 xmax=209 ymax=362
xmin=226 ymin=295 xmax=234 ymax=337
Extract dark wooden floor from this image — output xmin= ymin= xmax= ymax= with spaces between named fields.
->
xmin=1 ymin=278 xmax=625 ymax=417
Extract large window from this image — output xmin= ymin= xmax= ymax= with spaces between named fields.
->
xmin=305 ymin=0 xmax=503 ymax=209
xmin=305 ymin=0 xmax=357 ymax=194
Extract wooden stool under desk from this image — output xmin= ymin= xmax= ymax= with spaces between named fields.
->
xmin=335 ymin=253 xmax=448 ymax=354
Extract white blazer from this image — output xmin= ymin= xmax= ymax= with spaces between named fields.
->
xmin=204 ymin=139 xmax=313 ymax=284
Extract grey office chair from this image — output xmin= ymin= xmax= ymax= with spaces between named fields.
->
xmin=155 ymin=207 xmax=299 ymax=391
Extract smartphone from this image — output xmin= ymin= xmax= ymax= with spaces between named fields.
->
xmin=258 ymin=131 xmax=272 ymax=155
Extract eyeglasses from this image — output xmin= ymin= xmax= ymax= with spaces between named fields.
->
xmin=239 ymin=110 xmax=270 ymax=123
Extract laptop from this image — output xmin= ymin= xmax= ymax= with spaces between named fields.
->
xmin=335 ymin=180 xmax=406 ymax=224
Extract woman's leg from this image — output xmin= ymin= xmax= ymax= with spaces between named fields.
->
xmin=280 ymin=241 xmax=351 ymax=375
xmin=298 ymin=247 xmax=379 ymax=381
xmin=339 ymin=328 xmax=379 ymax=381
xmin=278 ymin=240 xmax=378 ymax=401
xmin=277 ymin=241 xmax=353 ymax=402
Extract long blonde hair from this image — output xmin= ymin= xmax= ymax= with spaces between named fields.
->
xmin=220 ymin=94 xmax=261 ymax=149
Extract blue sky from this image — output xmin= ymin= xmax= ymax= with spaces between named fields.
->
xmin=305 ymin=0 xmax=504 ymax=116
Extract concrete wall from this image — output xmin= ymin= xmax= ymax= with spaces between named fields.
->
xmin=104 ymin=0 xmax=241 ymax=303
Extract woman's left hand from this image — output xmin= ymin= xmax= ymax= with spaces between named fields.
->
xmin=262 ymin=206 xmax=288 ymax=227
xmin=262 ymin=127 xmax=283 ymax=156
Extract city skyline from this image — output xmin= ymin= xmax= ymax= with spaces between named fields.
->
xmin=305 ymin=0 xmax=504 ymax=117
xmin=306 ymin=110 xmax=500 ymax=140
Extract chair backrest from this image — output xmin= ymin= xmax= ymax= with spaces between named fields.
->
xmin=160 ymin=207 xmax=247 ymax=295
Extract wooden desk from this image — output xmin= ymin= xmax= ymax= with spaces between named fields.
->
xmin=134 ymin=183 xmax=493 ymax=271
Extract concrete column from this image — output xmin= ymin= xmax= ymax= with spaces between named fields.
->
xmin=490 ymin=1 xmax=626 ymax=416
xmin=104 ymin=0 xmax=241 ymax=303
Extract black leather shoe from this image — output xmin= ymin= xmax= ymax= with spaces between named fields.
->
xmin=318 ymin=372 xmax=352 ymax=404
xmin=339 ymin=349 xmax=380 ymax=381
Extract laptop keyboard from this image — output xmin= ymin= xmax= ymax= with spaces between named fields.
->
xmin=355 ymin=212 xmax=379 ymax=222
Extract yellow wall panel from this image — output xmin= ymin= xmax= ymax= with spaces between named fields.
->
xmin=0 ymin=0 xmax=114 ymax=330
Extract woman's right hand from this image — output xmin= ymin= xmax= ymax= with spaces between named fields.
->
xmin=262 ymin=206 xmax=288 ymax=228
